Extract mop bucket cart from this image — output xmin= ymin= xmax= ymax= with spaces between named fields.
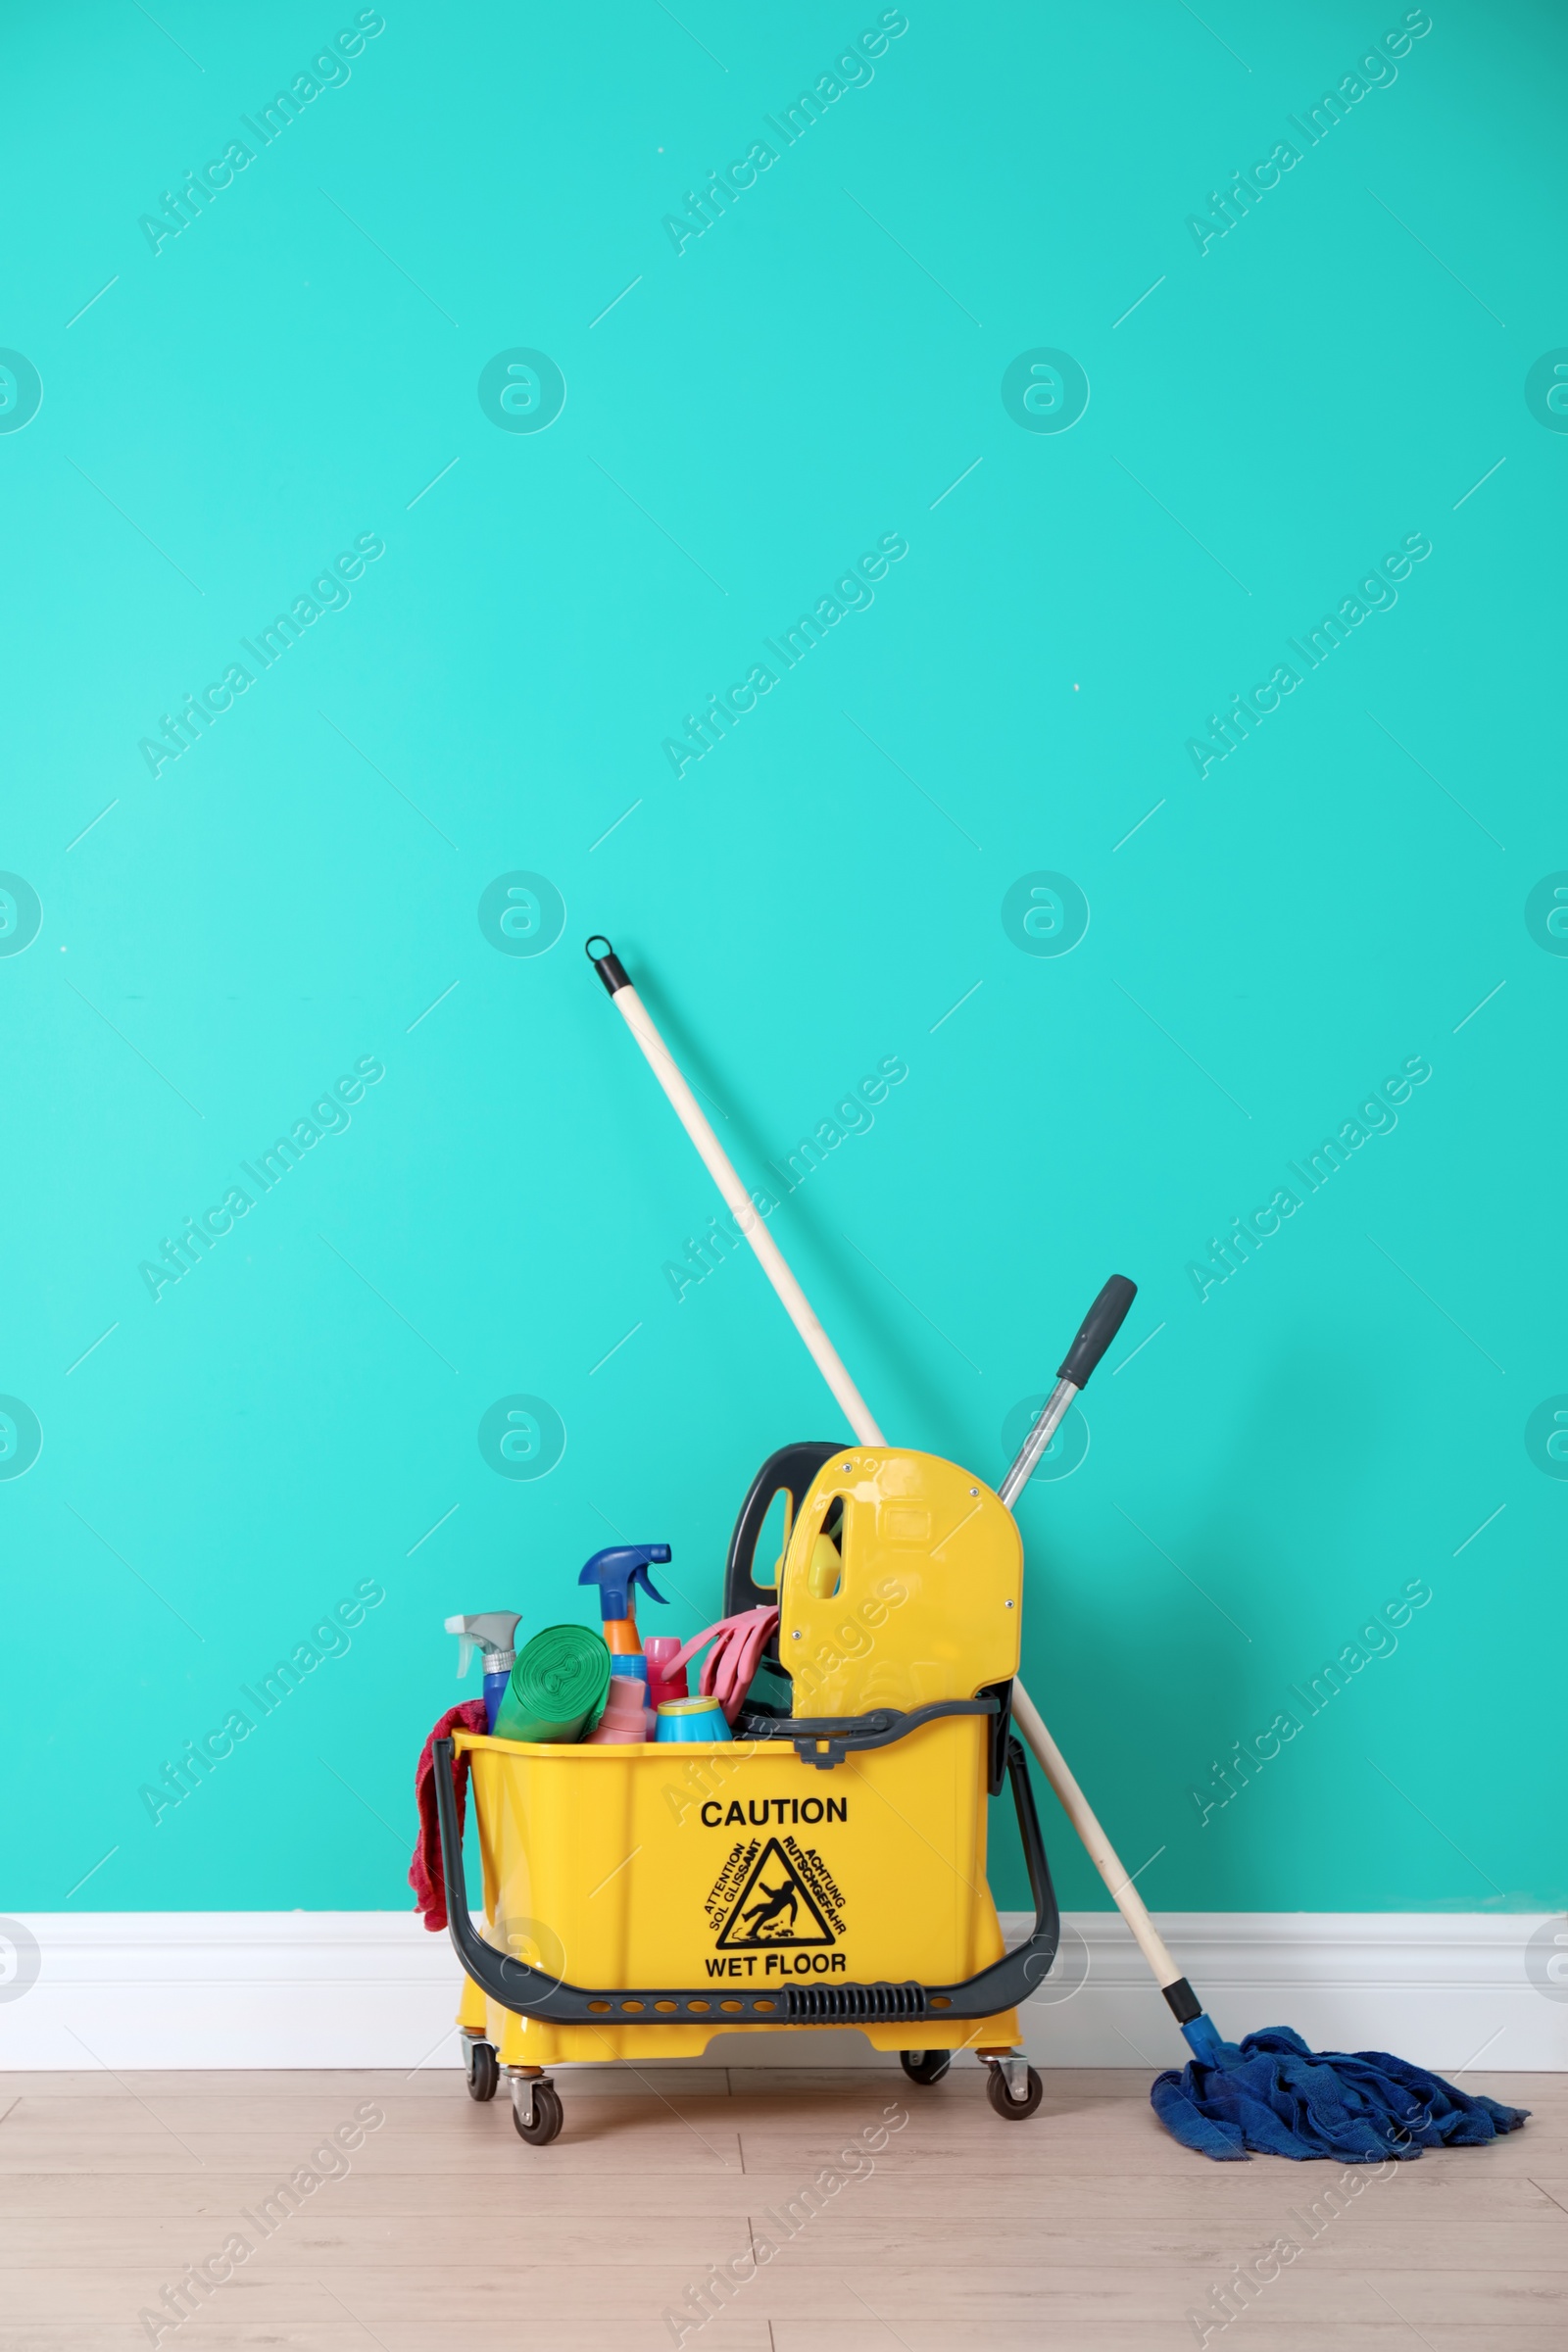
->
xmin=435 ymin=1443 xmax=1061 ymax=2144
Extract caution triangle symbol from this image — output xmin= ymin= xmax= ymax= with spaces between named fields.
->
xmin=715 ymin=1837 xmax=836 ymax=1948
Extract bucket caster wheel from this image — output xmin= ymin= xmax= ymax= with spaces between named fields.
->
xmin=510 ymin=2073 xmax=564 ymax=2147
xmin=899 ymin=2050 xmax=952 ymax=2086
xmin=985 ymin=2058 xmax=1043 ymax=2121
xmin=465 ymin=2039 xmax=499 ymax=2103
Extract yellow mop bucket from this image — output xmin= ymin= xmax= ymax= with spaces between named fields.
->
xmin=434 ymin=1446 xmax=1061 ymax=2143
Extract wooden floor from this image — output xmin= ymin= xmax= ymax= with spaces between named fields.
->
xmin=1 ymin=2058 xmax=1563 ymax=2349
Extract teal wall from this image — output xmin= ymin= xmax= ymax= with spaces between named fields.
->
xmin=5 ymin=1 xmax=1563 ymax=1918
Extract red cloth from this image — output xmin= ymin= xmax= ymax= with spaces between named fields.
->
xmin=410 ymin=1699 xmax=488 ymax=1932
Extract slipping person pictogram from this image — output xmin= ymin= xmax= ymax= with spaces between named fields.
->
xmin=740 ymin=1877 xmax=799 ymax=1938
xmin=714 ymin=1837 xmax=837 ymax=1949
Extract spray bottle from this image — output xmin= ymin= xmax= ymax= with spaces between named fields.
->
xmin=577 ymin=1546 xmax=670 ymax=1714
xmin=444 ymin=1612 xmax=522 ymax=1733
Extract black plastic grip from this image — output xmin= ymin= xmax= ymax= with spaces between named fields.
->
xmin=1161 ymin=1975 xmax=1203 ymax=2025
xmin=723 ymin=1441 xmax=843 ymax=1618
xmin=1056 ymin=1274 xmax=1138 ymax=1389
xmin=584 ymin=934 xmax=630 ymax=995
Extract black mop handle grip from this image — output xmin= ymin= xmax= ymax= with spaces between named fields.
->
xmin=1056 ymin=1275 xmax=1138 ymax=1389
xmin=585 ymin=935 xmax=631 ymax=995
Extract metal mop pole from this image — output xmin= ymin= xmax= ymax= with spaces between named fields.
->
xmin=586 ymin=937 xmax=1207 ymax=2035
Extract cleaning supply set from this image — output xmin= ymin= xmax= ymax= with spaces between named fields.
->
xmin=436 ymin=1543 xmax=755 ymax=1769
xmin=416 ymin=934 xmax=1528 ymax=2166
xmin=440 ymin=1544 xmax=682 ymax=1756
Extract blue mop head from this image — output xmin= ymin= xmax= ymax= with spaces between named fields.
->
xmin=1152 ymin=2022 xmax=1530 ymax=2162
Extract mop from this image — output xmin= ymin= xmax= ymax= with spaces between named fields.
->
xmin=584 ymin=936 xmax=1528 ymax=2162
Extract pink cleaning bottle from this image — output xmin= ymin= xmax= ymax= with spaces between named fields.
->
xmin=586 ymin=1676 xmax=652 ymax=1745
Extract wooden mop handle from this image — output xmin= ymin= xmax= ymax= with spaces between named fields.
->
xmin=587 ymin=937 xmax=1195 ymax=2011
xmin=1007 ymin=1684 xmax=1186 ymax=1993
xmin=585 ymin=938 xmax=887 ymax=1447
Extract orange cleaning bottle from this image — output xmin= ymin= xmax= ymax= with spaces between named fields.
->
xmin=577 ymin=1545 xmax=670 ymax=1731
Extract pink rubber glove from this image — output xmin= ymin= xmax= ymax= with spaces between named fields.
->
xmin=667 ymin=1606 xmax=779 ymax=1725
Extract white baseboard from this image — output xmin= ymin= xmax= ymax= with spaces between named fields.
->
xmin=1011 ymin=1910 xmax=1566 ymax=2074
xmin=2 ymin=1911 xmax=1561 ymax=2072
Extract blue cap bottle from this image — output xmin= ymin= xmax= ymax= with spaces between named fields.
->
xmin=577 ymin=1545 xmax=669 ymax=1689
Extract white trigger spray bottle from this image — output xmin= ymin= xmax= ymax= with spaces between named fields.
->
xmin=445 ymin=1612 xmax=522 ymax=1732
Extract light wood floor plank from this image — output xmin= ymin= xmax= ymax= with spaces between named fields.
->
xmin=0 ymin=2167 xmax=1555 ymax=2224
xmin=5 ymin=2327 xmax=1567 ymax=2352
xmin=0 ymin=2066 xmax=1558 ymax=2347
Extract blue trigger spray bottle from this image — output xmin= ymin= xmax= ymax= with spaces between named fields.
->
xmin=445 ymin=1612 xmax=522 ymax=1732
xmin=577 ymin=1546 xmax=669 ymax=1711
